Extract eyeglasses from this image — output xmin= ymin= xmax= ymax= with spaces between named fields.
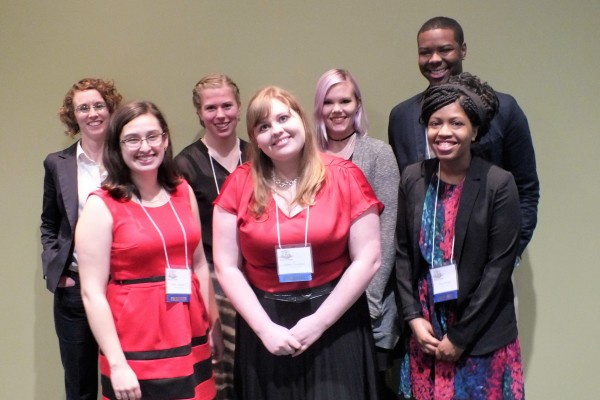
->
xmin=74 ymin=102 xmax=107 ymax=114
xmin=120 ymin=131 xmax=166 ymax=149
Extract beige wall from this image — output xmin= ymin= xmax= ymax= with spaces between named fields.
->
xmin=1 ymin=1 xmax=598 ymax=398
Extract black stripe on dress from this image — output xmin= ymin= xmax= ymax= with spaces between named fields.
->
xmin=101 ymin=357 xmax=213 ymax=399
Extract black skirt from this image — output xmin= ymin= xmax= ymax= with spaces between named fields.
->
xmin=234 ymin=289 xmax=380 ymax=400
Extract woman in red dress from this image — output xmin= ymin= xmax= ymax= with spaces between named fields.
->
xmin=213 ymin=86 xmax=383 ymax=399
xmin=76 ymin=101 xmax=223 ymax=400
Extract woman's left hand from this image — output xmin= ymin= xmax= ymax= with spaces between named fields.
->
xmin=289 ymin=314 xmax=327 ymax=357
xmin=435 ymin=334 xmax=464 ymax=362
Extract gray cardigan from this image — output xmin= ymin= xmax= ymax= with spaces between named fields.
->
xmin=352 ymin=134 xmax=400 ymax=349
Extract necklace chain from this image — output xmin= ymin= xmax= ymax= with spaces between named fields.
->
xmin=271 ymin=170 xmax=298 ymax=189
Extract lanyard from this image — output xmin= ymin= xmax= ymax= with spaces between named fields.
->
xmin=431 ymin=164 xmax=455 ymax=267
xmin=206 ymin=138 xmax=242 ymax=195
xmin=138 ymin=193 xmax=189 ymax=270
xmin=274 ymin=197 xmax=310 ymax=248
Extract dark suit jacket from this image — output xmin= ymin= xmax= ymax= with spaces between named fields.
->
xmin=41 ymin=142 xmax=78 ymax=293
xmin=388 ymin=91 xmax=539 ymax=256
xmin=395 ymin=156 xmax=520 ymax=355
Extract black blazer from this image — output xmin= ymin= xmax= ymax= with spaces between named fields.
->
xmin=388 ymin=91 xmax=539 ymax=256
xmin=395 ymin=156 xmax=520 ymax=355
xmin=41 ymin=143 xmax=78 ymax=293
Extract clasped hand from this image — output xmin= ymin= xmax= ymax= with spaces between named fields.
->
xmin=408 ymin=318 xmax=463 ymax=362
xmin=259 ymin=315 xmax=325 ymax=357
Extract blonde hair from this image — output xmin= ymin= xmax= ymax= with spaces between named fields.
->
xmin=192 ymin=74 xmax=241 ymax=127
xmin=246 ymin=86 xmax=326 ymax=217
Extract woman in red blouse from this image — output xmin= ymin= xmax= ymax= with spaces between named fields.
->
xmin=213 ymin=86 xmax=383 ymax=399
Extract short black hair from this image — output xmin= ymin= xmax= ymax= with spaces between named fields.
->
xmin=418 ymin=16 xmax=464 ymax=45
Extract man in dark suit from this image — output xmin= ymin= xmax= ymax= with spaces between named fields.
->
xmin=388 ymin=16 xmax=539 ymax=257
xmin=41 ymin=78 xmax=121 ymax=399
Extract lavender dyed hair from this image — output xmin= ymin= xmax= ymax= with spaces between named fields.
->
xmin=313 ymin=69 xmax=368 ymax=149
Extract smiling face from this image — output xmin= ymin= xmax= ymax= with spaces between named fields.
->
xmin=427 ymin=100 xmax=477 ymax=166
xmin=120 ymin=113 xmax=169 ymax=176
xmin=253 ymin=99 xmax=306 ymax=166
xmin=321 ymin=81 xmax=360 ymax=139
xmin=72 ymin=89 xmax=110 ymax=141
xmin=418 ymin=28 xmax=466 ymax=85
xmin=197 ymin=85 xmax=240 ymax=140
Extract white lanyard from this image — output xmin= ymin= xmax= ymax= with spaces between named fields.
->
xmin=274 ymin=198 xmax=310 ymax=248
xmin=138 ymin=194 xmax=189 ymax=270
xmin=431 ymin=164 xmax=455 ymax=266
xmin=206 ymin=139 xmax=242 ymax=195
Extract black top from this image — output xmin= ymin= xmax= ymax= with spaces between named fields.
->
xmin=175 ymin=138 xmax=248 ymax=264
xmin=396 ymin=157 xmax=520 ymax=355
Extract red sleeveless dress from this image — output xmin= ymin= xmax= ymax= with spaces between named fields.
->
xmin=93 ymin=182 xmax=216 ymax=400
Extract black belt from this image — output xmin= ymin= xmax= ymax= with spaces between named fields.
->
xmin=112 ymin=276 xmax=165 ymax=285
xmin=253 ymin=279 xmax=339 ymax=303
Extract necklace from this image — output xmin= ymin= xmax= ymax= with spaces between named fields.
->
xmin=327 ymin=131 xmax=356 ymax=142
xmin=271 ymin=170 xmax=298 ymax=189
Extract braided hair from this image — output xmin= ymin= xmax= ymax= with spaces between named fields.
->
xmin=420 ymin=72 xmax=499 ymax=140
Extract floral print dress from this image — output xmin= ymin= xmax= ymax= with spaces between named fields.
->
xmin=399 ymin=175 xmax=524 ymax=400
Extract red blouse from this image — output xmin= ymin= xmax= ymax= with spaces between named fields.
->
xmin=214 ymin=153 xmax=383 ymax=293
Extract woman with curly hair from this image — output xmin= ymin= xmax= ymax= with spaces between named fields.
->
xmin=41 ymin=78 xmax=122 ymax=400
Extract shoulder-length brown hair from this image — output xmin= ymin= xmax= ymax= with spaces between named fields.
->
xmin=246 ymin=86 xmax=325 ymax=216
xmin=102 ymin=101 xmax=180 ymax=200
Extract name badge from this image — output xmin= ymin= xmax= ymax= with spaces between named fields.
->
xmin=166 ymin=267 xmax=191 ymax=302
xmin=276 ymin=244 xmax=313 ymax=283
xmin=431 ymin=262 xmax=458 ymax=303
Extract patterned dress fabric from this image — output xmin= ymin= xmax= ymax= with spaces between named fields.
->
xmin=399 ymin=176 xmax=524 ymax=400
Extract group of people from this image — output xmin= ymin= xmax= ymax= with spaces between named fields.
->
xmin=41 ymin=16 xmax=538 ymax=400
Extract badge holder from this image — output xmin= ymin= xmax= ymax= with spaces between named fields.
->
xmin=166 ymin=267 xmax=191 ymax=302
xmin=431 ymin=262 xmax=459 ymax=303
xmin=276 ymin=244 xmax=314 ymax=283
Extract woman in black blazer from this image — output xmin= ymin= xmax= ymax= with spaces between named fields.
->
xmin=41 ymin=78 xmax=122 ymax=400
xmin=395 ymin=73 xmax=524 ymax=399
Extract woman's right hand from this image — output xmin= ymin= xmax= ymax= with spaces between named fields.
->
xmin=257 ymin=322 xmax=302 ymax=356
xmin=408 ymin=317 xmax=440 ymax=355
xmin=110 ymin=362 xmax=142 ymax=400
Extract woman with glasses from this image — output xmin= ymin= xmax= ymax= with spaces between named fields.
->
xmin=41 ymin=78 xmax=122 ymax=400
xmin=76 ymin=101 xmax=223 ymax=400
xmin=213 ymin=86 xmax=382 ymax=399
xmin=175 ymin=74 xmax=248 ymax=400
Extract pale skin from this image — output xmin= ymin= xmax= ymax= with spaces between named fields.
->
xmin=197 ymin=85 xmax=242 ymax=173
xmin=213 ymin=99 xmax=381 ymax=357
xmin=321 ymin=81 xmax=360 ymax=159
xmin=213 ymin=205 xmax=381 ymax=357
xmin=77 ymin=141 xmax=222 ymax=400
xmin=58 ymin=89 xmax=107 ymax=289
